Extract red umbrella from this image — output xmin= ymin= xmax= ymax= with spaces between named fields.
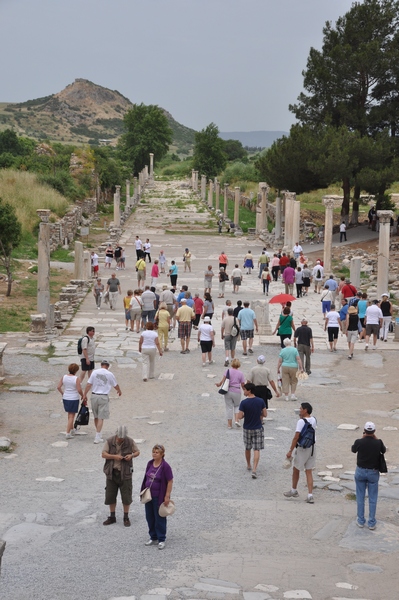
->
xmin=269 ymin=294 xmax=296 ymax=305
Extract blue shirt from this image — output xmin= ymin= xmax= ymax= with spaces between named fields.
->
xmin=357 ymin=300 xmax=367 ymax=318
xmin=325 ymin=278 xmax=338 ymax=291
xmin=237 ymin=308 xmax=256 ymax=330
xmin=239 ymin=396 xmax=265 ymax=430
xmin=339 ymin=304 xmax=349 ymax=321
xmin=170 ymin=264 xmax=178 ymax=275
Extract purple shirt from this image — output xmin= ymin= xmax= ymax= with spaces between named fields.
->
xmin=283 ymin=266 xmax=296 ymax=284
xmin=141 ymin=459 xmax=173 ymax=506
xmin=226 ymin=368 xmax=245 ymax=392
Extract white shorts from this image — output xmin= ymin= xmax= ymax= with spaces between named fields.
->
xmin=293 ymin=446 xmax=316 ymax=470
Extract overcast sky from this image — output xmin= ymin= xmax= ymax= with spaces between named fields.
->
xmin=1 ymin=0 xmax=354 ymax=132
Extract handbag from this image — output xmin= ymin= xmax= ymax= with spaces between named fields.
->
xmin=231 ymin=317 xmax=239 ymax=337
xmin=379 ymin=443 xmax=388 ymax=473
xmin=159 ymin=500 xmax=175 ymax=517
xmin=218 ymin=369 xmax=230 ymax=395
xmin=74 ymin=402 xmax=90 ymax=429
xmin=140 ymin=463 xmax=163 ymax=503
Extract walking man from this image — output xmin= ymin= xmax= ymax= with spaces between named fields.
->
xmin=176 ymin=298 xmax=195 ymax=354
xmin=80 ymin=326 xmax=96 ymax=383
xmin=83 ymin=360 xmax=122 ymax=444
xmin=294 ymin=318 xmax=314 ymax=375
xmin=135 ymin=236 xmax=143 ymax=260
xmin=219 ymin=251 xmax=228 ymax=271
xmin=106 ymin=272 xmax=121 ymax=310
xmin=136 ymin=255 xmax=147 ymax=290
xmin=352 ymin=422 xmax=386 ymax=530
xmin=237 ymin=383 xmax=267 ymax=479
xmin=231 ymin=264 xmax=243 ymax=294
xmin=237 ymin=301 xmax=258 ymax=355
xmin=247 ymin=355 xmax=280 ymax=408
xmin=282 ymin=264 xmax=295 ymax=295
xmin=221 ymin=307 xmax=239 ymax=366
xmin=364 ymin=299 xmax=383 ymax=350
xmin=340 ymin=221 xmax=347 ymax=242
xmin=284 ymin=402 xmax=316 ymax=504
xmin=102 ymin=425 xmax=140 ymax=527
xmin=312 ymin=260 xmax=324 ymax=293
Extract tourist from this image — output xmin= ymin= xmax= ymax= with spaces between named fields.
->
xmin=320 ymin=284 xmax=333 ymax=317
xmin=272 ymin=306 xmax=295 ymax=349
xmin=136 ymin=255 xmax=147 ymax=290
xmin=93 ymin=278 xmax=104 ymax=310
xmin=247 ymin=355 xmax=280 ymax=408
xmin=141 ymin=444 xmax=174 ymax=550
xmin=295 ymin=266 xmax=304 ymax=298
xmin=237 ymin=301 xmax=258 ymax=356
xmin=279 ymin=252 xmax=290 ymax=276
xmin=79 ymin=326 xmax=96 ymax=383
xmin=183 ymin=248 xmax=192 ymax=272
xmin=169 ymin=260 xmax=178 ymax=287
xmin=380 ymin=292 xmax=392 ymax=342
xmin=139 ymin=322 xmax=163 ymax=381
xmin=352 ymin=422 xmax=386 ymax=530
xmin=231 ymin=263 xmax=243 ymax=293
xmin=105 ymin=244 xmax=113 ymax=269
xmin=221 ymin=307 xmax=239 ymax=366
xmin=284 ymin=402 xmax=316 ymax=503
xmin=204 ymin=265 xmax=214 ymax=295
xmin=141 ymin=286 xmax=156 ymax=326
xmin=215 ymin=358 xmax=246 ymax=429
xmin=102 ymin=425 xmax=140 ymax=528
xmin=364 ymin=299 xmax=383 ymax=350
xmin=129 ymin=289 xmax=143 ymax=333
xmin=277 ymin=338 xmax=303 ymax=401
xmin=261 ymin=267 xmax=271 ymax=295
xmin=324 ymin=304 xmax=341 ymax=352
xmin=192 ymin=292 xmax=203 ymax=330
xmin=160 ymin=285 xmax=177 ymax=321
xmin=219 ymin=250 xmax=229 ymax=271
xmin=337 ymin=276 xmax=346 ymax=309
xmin=176 ymin=298 xmax=195 ymax=354
xmin=202 ymin=292 xmax=214 ymax=321
xmin=221 ymin=299 xmax=232 ymax=320
xmin=282 ymin=263 xmax=295 ymax=295
xmin=340 ymin=221 xmax=347 ymax=242
xmin=135 ymin=236 xmax=143 ymax=260
xmin=294 ymin=318 xmax=314 ymax=375
xmin=91 ymin=251 xmax=99 ymax=277
xmin=106 ymin=272 xmax=121 ymax=310
xmin=257 ymin=251 xmax=269 ymax=278
xmin=270 ymin=254 xmax=280 ymax=281
xmin=123 ymin=290 xmax=133 ymax=331
xmin=301 ymin=264 xmax=311 ymax=296
xmin=243 ymin=250 xmax=254 ymax=274
xmin=237 ymin=382 xmax=267 ymax=479
xmin=357 ymin=292 xmax=368 ymax=341
xmin=144 ymin=238 xmax=151 ymax=262
xmin=151 ymin=260 xmax=159 ymax=287
xmin=155 ymin=302 xmax=170 ymax=352
xmin=83 ymin=360 xmax=122 ymax=444
xmin=198 ymin=316 xmax=215 ymax=366
xmin=340 ymin=279 xmax=357 ymax=303
xmin=292 ymin=242 xmax=303 ymax=259
xmin=339 ymin=298 xmax=349 ymax=336
xmin=324 ymin=274 xmax=338 ymax=304
xmin=218 ymin=267 xmax=229 ymax=298
xmin=346 ymin=305 xmax=359 ymax=359
xmin=312 ymin=260 xmax=324 ymax=293
xmin=114 ymin=244 xmax=123 ymax=269
xmin=159 ymin=250 xmax=167 ymax=273
xmin=57 ymin=363 xmax=83 ymax=439
xmin=233 ymin=300 xmax=243 ymax=318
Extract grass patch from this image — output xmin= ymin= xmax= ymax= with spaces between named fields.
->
xmin=50 ymin=247 xmax=73 ymax=262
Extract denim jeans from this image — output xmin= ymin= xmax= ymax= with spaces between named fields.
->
xmin=355 ymin=466 xmax=379 ymax=527
xmin=145 ymin=496 xmax=167 ymax=542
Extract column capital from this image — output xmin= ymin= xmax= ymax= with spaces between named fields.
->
xmin=149 ymin=153 xmax=154 ymax=157
xmin=126 ymin=179 xmax=130 ymax=184
xmin=224 ymin=183 xmax=229 ymax=188
xmin=235 ymin=186 xmax=240 ymax=190
xmin=322 ymin=196 xmax=337 ymax=209
xmin=115 ymin=185 xmax=121 ymax=191
xmin=377 ymin=210 xmax=393 ymax=223
xmin=36 ymin=209 xmax=51 ymax=223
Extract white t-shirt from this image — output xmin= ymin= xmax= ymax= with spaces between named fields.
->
xmin=144 ymin=242 xmax=151 ymax=253
xmin=88 ymin=368 xmax=117 ymax=395
xmin=141 ymin=330 xmax=158 ymax=349
xmin=293 ymin=244 xmax=302 ymax=254
xmin=141 ymin=290 xmax=156 ymax=311
xmin=296 ymin=416 xmax=317 ymax=442
xmin=340 ymin=223 xmax=346 ymax=232
xmin=135 ymin=239 xmax=142 ymax=250
xmin=366 ymin=305 xmax=383 ymax=325
xmin=325 ymin=311 xmax=340 ymax=327
xmin=199 ymin=323 xmax=214 ymax=341
xmin=91 ymin=254 xmax=99 ymax=267
xmin=312 ymin=265 xmax=324 ymax=280
xmin=81 ymin=335 xmax=95 ymax=361
xmin=231 ymin=268 xmax=242 ymax=279
xmin=62 ymin=375 xmax=79 ymax=400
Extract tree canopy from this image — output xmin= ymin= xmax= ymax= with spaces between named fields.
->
xmin=0 ymin=197 xmax=22 ymax=296
xmin=118 ymin=103 xmax=172 ymax=175
xmin=192 ymin=123 xmax=227 ymax=179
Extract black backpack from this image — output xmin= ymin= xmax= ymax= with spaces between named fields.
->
xmin=74 ymin=403 xmax=90 ymax=428
xmin=316 ymin=269 xmax=321 ymax=278
xmin=297 ymin=418 xmax=316 ymax=454
xmin=77 ymin=335 xmax=89 ymax=355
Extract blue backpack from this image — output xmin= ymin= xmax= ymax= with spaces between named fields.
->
xmin=297 ymin=418 xmax=316 ymax=454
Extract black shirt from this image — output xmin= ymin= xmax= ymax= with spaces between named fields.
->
xmin=352 ymin=436 xmax=386 ymax=470
xmin=347 ymin=313 xmax=359 ymax=331
xmin=380 ymin=300 xmax=391 ymax=317
xmin=294 ymin=325 xmax=313 ymax=347
xmin=233 ymin=306 xmax=243 ymax=318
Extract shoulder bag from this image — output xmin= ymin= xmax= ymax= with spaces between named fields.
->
xmin=140 ymin=463 xmax=163 ymax=504
xmin=277 ymin=315 xmax=289 ymax=336
xmin=231 ymin=317 xmax=240 ymax=338
xmin=218 ymin=369 xmax=230 ymax=395
xmin=378 ymin=441 xmax=388 ymax=473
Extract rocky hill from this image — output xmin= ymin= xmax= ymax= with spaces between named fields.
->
xmin=0 ymin=79 xmax=195 ymax=153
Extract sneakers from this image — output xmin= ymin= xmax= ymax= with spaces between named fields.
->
xmin=145 ymin=539 xmax=157 ymax=546
xmin=103 ymin=516 xmax=116 ymax=526
xmin=248 ymin=348 xmax=254 ymax=354
xmin=65 ymin=433 xmax=73 ymax=439
xmin=94 ymin=434 xmax=104 ymax=444
xmin=158 ymin=542 xmax=166 ymax=550
xmin=208 ymin=360 xmax=214 ymax=364
xmin=242 ymin=352 xmax=248 ymax=356
xmin=285 ymin=395 xmax=290 ymax=402
xmin=347 ymin=355 xmax=352 ymax=360
xmin=356 ymin=519 xmax=364 ymax=528
xmin=306 ymin=495 xmax=315 ymax=504
xmin=284 ymin=490 xmax=299 ymax=498
xmin=290 ymin=394 xmax=298 ymax=401
xmin=365 ymin=344 xmax=369 ymax=351
xmin=224 ymin=360 xmax=229 ymax=367
xmin=368 ymin=524 xmax=376 ymax=530
xmin=202 ymin=363 xmax=206 ymax=367
xmin=234 ymin=421 xmax=241 ymax=428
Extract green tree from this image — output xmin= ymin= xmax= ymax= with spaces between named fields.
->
xmin=118 ymin=103 xmax=172 ymax=175
xmin=223 ymin=139 xmax=248 ymax=162
xmin=192 ymin=123 xmax=227 ymax=178
xmin=0 ymin=197 xmax=22 ymax=297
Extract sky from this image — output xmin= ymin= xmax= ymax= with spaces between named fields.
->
xmin=0 ymin=0 xmax=354 ymax=133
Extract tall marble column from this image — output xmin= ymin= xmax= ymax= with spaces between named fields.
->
xmin=224 ymin=183 xmax=229 ymax=218
xmin=114 ymin=185 xmax=121 ymax=227
xmin=215 ymin=182 xmax=220 ymax=211
xmin=36 ymin=209 xmax=51 ymax=327
xmin=201 ymin=175 xmax=206 ymax=201
xmin=133 ymin=177 xmax=138 ymax=201
xmin=74 ymin=241 xmax=84 ymax=279
xmin=283 ymin=192 xmax=295 ymax=250
xmin=292 ymin=200 xmax=300 ymax=249
xmin=144 ymin=165 xmax=149 ymax=181
xmin=377 ymin=210 xmax=393 ymax=297
xmin=234 ymin=187 xmax=240 ymax=227
xmin=125 ymin=179 xmax=131 ymax=209
xmin=191 ymin=169 xmax=195 ymax=189
xmin=275 ymin=196 xmax=282 ymax=240
xmin=194 ymin=171 xmax=199 ymax=192
xmin=350 ymin=257 xmax=362 ymax=289
xmin=83 ymin=250 xmax=91 ymax=280
xmin=208 ymin=180 xmax=213 ymax=208
xmin=260 ymin=185 xmax=268 ymax=231
xmin=149 ymin=153 xmax=154 ymax=179
xmin=323 ymin=196 xmax=336 ymax=273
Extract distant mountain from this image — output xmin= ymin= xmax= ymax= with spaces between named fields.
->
xmin=0 ymin=79 xmax=195 ymax=152
xmin=219 ymin=130 xmax=288 ymax=149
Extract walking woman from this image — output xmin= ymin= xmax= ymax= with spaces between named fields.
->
xmin=324 ymin=304 xmax=341 ymax=352
xmin=243 ymin=250 xmax=254 ymax=274
xmin=139 ymin=322 xmax=163 ymax=381
xmin=198 ymin=316 xmax=215 ymax=366
xmin=93 ymin=278 xmax=104 ymax=310
xmin=301 ymin=264 xmax=311 ymax=296
xmin=215 ymin=358 xmax=246 ymax=429
xmin=277 ymin=339 xmax=303 ymax=401
xmin=193 ymin=292 xmax=203 ymax=330
xmin=261 ymin=267 xmax=271 ymax=295
xmin=218 ymin=267 xmax=229 ymax=298
xmin=57 ymin=363 xmax=83 ymax=439
xmin=155 ymin=301 xmax=171 ymax=352
xmin=380 ymin=292 xmax=392 ymax=341
xmin=346 ymin=305 xmax=359 ymax=359
xmin=142 ymin=444 xmax=173 ymax=550
xmin=272 ymin=306 xmax=295 ymax=348
xmin=202 ymin=292 xmax=214 ymax=321
xmin=129 ymin=289 xmax=143 ymax=333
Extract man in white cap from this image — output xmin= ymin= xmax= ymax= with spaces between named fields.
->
xmin=312 ymin=260 xmax=324 ymax=293
xmin=351 ymin=422 xmax=386 ymax=530
xmin=247 ymin=355 xmax=280 ymax=408
xmin=102 ymin=425 xmax=140 ymax=527
xmin=175 ymin=298 xmax=195 ymax=354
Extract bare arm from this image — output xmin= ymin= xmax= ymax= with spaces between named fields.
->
xmin=286 ymin=432 xmax=301 ymax=458
xmin=164 ymin=478 xmax=173 ymax=506
xmin=57 ymin=377 xmax=64 ymax=395
xmin=138 ymin=335 xmax=144 ymax=352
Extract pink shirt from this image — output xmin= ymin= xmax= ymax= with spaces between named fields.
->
xmin=151 ymin=264 xmax=159 ymax=277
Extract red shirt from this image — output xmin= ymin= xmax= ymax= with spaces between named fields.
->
xmin=193 ymin=297 xmax=204 ymax=315
xmin=280 ymin=255 xmax=290 ymax=267
xmin=341 ymin=284 xmax=357 ymax=298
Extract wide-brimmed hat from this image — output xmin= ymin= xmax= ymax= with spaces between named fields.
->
xmin=158 ymin=500 xmax=175 ymax=517
xmin=381 ymin=292 xmax=389 ymax=298
xmin=348 ymin=306 xmax=358 ymax=314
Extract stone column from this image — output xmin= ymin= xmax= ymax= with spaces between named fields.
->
xmin=194 ymin=171 xmax=199 ymax=192
xmin=350 ymin=257 xmax=362 ymax=289
xmin=133 ymin=177 xmax=138 ymax=201
xmin=283 ymin=192 xmax=294 ymax=249
xmin=322 ymin=196 xmax=336 ymax=273
xmin=208 ymin=180 xmax=213 ymax=209
xmin=275 ymin=196 xmax=282 ymax=240
xmin=292 ymin=200 xmax=301 ymax=249
xmin=251 ymin=299 xmax=272 ymax=335
xmin=114 ymin=185 xmax=121 ymax=227
xmin=191 ymin=169 xmax=195 ymax=189
xmin=36 ymin=209 xmax=51 ymax=327
xmin=260 ymin=185 xmax=268 ymax=231
xmin=83 ymin=250 xmax=91 ymax=280
xmin=0 ymin=343 xmax=7 ymax=377
xmin=223 ymin=183 xmax=229 ymax=218
xmin=149 ymin=153 xmax=154 ymax=179
xmin=126 ymin=179 xmax=131 ymax=208
xmin=201 ymin=175 xmax=206 ymax=201
xmin=377 ymin=210 xmax=393 ymax=297
xmin=74 ymin=241 xmax=84 ymax=279
xmin=144 ymin=165 xmax=149 ymax=181
xmin=215 ymin=182 xmax=220 ymax=211
xmin=28 ymin=313 xmax=47 ymax=341
xmin=234 ymin=187 xmax=240 ymax=227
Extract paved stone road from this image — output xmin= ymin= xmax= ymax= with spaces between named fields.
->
xmin=1 ymin=180 xmax=398 ymax=600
